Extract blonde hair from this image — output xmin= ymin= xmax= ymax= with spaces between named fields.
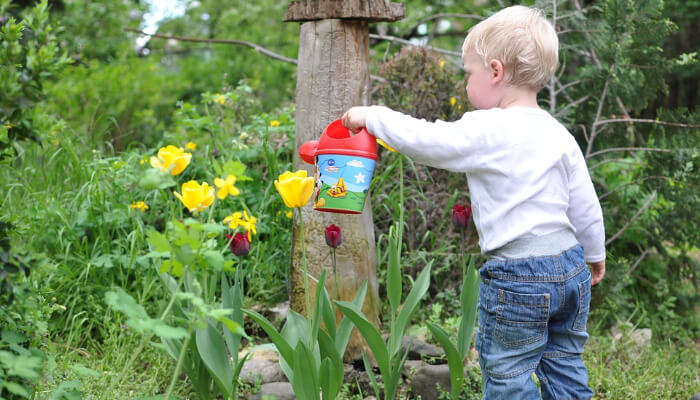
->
xmin=462 ymin=6 xmax=558 ymax=89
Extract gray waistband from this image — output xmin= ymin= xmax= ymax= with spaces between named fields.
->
xmin=486 ymin=229 xmax=579 ymax=260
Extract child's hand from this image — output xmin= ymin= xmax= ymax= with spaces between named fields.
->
xmin=341 ymin=106 xmax=371 ymax=134
xmin=588 ymin=260 xmax=605 ymax=286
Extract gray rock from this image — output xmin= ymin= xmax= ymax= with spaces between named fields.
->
xmin=240 ymin=359 xmax=287 ymax=385
xmin=402 ymin=360 xmax=427 ymax=378
xmin=691 ymin=393 xmax=700 ymax=400
xmin=410 ymin=364 xmax=451 ymax=400
xmin=402 ymin=335 xmax=445 ymax=360
xmin=610 ymin=321 xmax=634 ymax=341
xmin=630 ymin=328 xmax=652 ymax=348
xmin=250 ymin=382 xmax=296 ymax=400
xmin=270 ymin=301 xmax=290 ymax=322
xmin=343 ymin=363 xmax=374 ymax=396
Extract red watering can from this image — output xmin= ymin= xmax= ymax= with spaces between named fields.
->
xmin=299 ymin=119 xmax=378 ymax=214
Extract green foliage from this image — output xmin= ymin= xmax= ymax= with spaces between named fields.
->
xmin=0 ymin=0 xmax=69 ymax=157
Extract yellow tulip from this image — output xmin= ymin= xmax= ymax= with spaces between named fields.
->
xmin=174 ymin=180 xmax=215 ymax=213
xmin=450 ymin=97 xmax=457 ymax=106
xmin=185 ymin=141 xmax=197 ymax=150
xmin=274 ymin=170 xmax=315 ymax=208
xmin=150 ymin=145 xmax=192 ymax=176
xmin=214 ymin=175 xmax=240 ymax=199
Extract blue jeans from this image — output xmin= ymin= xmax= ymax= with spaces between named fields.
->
xmin=475 ymin=245 xmax=594 ymax=400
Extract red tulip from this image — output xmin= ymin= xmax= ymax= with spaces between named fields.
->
xmin=227 ymin=232 xmax=250 ymax=257
xmin=452 ymin=204 xmax=472 ymax=230
xmin=325 ymin=224 xmax=342 ymax=248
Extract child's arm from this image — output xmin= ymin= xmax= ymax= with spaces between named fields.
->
xmin=342 ymin=106 xmax=484 ymax=173
xmin=565 ymin=140 xmax=606 ymax=283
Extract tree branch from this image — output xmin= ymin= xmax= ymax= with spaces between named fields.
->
xmin=598 ymin=175 xmax=672 ymax=201
xmin=369 ymin=33 xmax=462 ymax=57
xmin=402 ymin=13 xmax=484 ymax=39
xmin=593 ymin=118 xmax=700 ymax=128
xmin=124 ymin=27 xmax=298 ymax=65
xmin=586 ymin=147 xmax=674 ymax=159
xmin=606 ymin=192 xmax=657 ymax=246
xmin=586 ymin=78 xmax=610 ymax=158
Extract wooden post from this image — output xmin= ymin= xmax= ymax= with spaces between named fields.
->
xmin=284 ymin=0 xmax=404 ymax=361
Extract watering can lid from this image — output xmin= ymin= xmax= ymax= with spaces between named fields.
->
xmin=298 ymin=119 xmax=378 ymax=164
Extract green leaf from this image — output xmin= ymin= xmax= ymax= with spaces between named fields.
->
xmin=242 ymin=309 xmax=295 ymax=371
xmin=319 ymin=283 xmax=336 ymax=340
xmin=71 ymin=364 xmax=99 ymax=378
xmin=386 ymin=224 xmax=402 ymax=314
xmin=291 ymin=341 xmax=320 ymax=400
xmin=457 ymin=256 xmax=480 ymax=360
xmin=49 ymin=380 xmax=82 ymax=400
xmin=427 ymin=322 xmax=464 ymax=399
xmin=335 ymin=280 xmax=367 ymax=357
xmin=139 ymin=168 xmax=175 ymax=190
xmin=137 ymin=319 xmax=188 ymax=339
xmin=203 ymin=250 xmax=224 ymax=271
xmin=334 ymin=301 xmax=390 ymax=385
xmin=104 ymin=288 xmax=148 ymax=321
xmin=218 ymin=317 xmax=248 ymax=339
xmin=147 ymin=230 xmax=171 ymax=253
xmin=158 ymin=259 xmax=185 ymax=277
xmin=317 ymin=329 xmax=343 ymax=400
xmin=3 ymin=381 xmax=30 ymax=397
xmin=222 ymin=273 xmax=244 ymax=361
xmin=389 ymin=261 xmax=432 ymax=358
xmin=196 ymin=322 xmax=233 ymax=397
xmin=361 ymin=351 xmax=381 ymax=398
xmin=310 ymin=271 xmax=327 ymax=348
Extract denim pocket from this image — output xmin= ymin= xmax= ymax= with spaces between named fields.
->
xmin=494 ymin=288 xmax=549 ymax=348
xmin=573 ymin=274 xmax=591 ymax=332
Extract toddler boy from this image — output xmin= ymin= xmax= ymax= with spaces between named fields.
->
xmin=342 ymin=5 xmax=604 ymax=400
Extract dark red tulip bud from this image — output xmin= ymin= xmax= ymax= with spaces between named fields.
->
xmin=325 ymin=224 xmax=342 ymax=248
xmin=452 ymin=204 xmax=472 ymax=230
xmin=227 ymin=232 xmax=250 ymax=257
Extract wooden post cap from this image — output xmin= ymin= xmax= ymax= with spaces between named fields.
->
xmin=284 ymin=0 xmax=405 ymax=22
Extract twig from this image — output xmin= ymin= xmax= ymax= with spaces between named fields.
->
xmin=124 ymin=27 xmax=298 ymax=65
xmin=588 ymin=157 xmax=636 ymax=171
xmin=586 ymin=78 xmax=610 ymax=158
xmin=554 ymin=94 xmax=590 ymax=118
xmin=555 ymin=79 xmax=582 ymax=95
xmin=549 ymin=0 xmax=557 ymax=114
xmin=402 ymin=13 xmax=484 ymax=39
xmin=599 ymin=176 xmax=671 ymax=201
xmin=626 ymin=249 xmax=651 ymax=278
xmin=606 ymin=192 xmax=657 ymax=246
xmin=586 ymin=147 xmax=675 ymax=159
xmin=125 ymin=27 xmax=388 ymax=82
xmin=593 ymin=118 xmax=700 ymax=129
xmin=369 ymin=33 xmax=462 ymax=57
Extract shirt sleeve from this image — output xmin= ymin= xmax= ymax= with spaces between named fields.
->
xmin=364 ymin=105 xmax=485 ymax=173
xmin=565 ymin=139 xmax=606 ymax=262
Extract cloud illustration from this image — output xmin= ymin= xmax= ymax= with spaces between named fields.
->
xmin=346 ymin=160 xmax=365 ymax=168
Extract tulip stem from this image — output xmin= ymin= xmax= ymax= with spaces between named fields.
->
xmin=332 ymin=248 xmax=339 ymax=302
xmin=297 ymin=208 xmax=312 ymax=323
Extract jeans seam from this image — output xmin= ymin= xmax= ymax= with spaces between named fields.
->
xmin=484 ymin=362 xmax=538 ymax=379
xmin=486 ymin=263 xmax=587 ymax=282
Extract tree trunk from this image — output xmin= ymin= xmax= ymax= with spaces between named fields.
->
xmin=290 ymin=18 xmax=380 ymax=361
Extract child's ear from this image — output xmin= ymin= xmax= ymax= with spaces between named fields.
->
xmin=489 ymin=59 xmax=505 ymax=85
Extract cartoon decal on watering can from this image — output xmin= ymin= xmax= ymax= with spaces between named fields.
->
xmin=299 ymin=119 xmax=377 ymax=214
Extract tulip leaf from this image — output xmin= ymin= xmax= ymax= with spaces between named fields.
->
xmin=196 ymin=322 xmax=233 ymax=397
xmin=242 ymin=309 xmax=295 ymax=371
xmin=457 ymin=256 xmax=480 ymax=360
xmin=158 ymin=259 xmax=184 ymax=277
xmin=320 ymin=283 xmax=336 ymax=340
xmin=291 ymin=341 xmax=320 ymax=400
xmin=335 ymin=280 xmax=367 ymax=357
xmin=222 ymin=273 xmax=244 ymax=360
xmin=318 ymin=329 xmax=343 ymax=400
xmin=389 ymin=261 xmax=432 ymax=358
xmin=361 ymin=351 xmax=381 ymax=398
xmin=334 ymin=301 xmax=390 ymax=383
xmin=310 ymin=271 xmax=327 ymax=348
xmin=387 ymin=224 xmax=402 ymax=315
xmin=427 ymin=322 xmax=464 ymax=399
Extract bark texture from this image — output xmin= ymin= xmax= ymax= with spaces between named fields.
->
xmin=289 ymin=18 xmax=380 ymax=361
xmin=284 ymin=0 xmax=405 ymax=22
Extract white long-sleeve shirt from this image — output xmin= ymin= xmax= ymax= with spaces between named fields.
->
xmin=365 ymin=105 xmax=606 ymax=263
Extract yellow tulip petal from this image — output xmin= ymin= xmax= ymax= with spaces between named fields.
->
xmin=214 ymin=178 xmax=226 ymax=187
xmin=274 ymin=179 xmax=296 ymax=208
xmin=217 ymin=187 xmax=228 ymax=199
